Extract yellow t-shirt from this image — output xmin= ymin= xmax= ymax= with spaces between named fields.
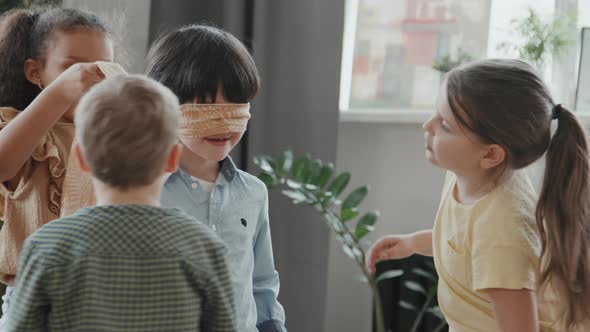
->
xmin=433 ymin=171 xmax=560 ymax=331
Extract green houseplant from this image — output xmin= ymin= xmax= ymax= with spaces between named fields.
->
xmin=254 ymin=151 xmax=446 ymax=332
xmin=497 ymin=8 xmax=576 ymax=70
xmin=432 ymin=49 xmax=474 ymax=73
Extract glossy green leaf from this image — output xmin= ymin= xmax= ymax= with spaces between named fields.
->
xmin=278 ymin=150 xmax=294 ymax=175
xmin=376 ymin=269 xmax=404 ymax=283
xmin=404 ymin=281 xmax=427 ymax=295
xmin=253 ymin=155 xmax=276 ymax=174
xmin=411 ymin=268 xmax=437 ymax=283
xmin=399 ymin=300 xmax=418 ymax=311
xmin=341 ymin=208 xmax=359 ymax=222
xmin=258 ymin=172 xmax=277 ymax=188
xmin=427 ymin=307 xmax=445 ymax=320
xmin=292 ymin=156 xmax=310 ymax=181
xmin=304 ymin=184 xmax=319 ymax=191
xmin=354 ymin=274 xmax=369 ymax=283
xmin=342 ymin=244 xmax=356 ymax=260
xmin=342 ymin=233 xmax=356 ymax=247
xmin=352 ymin=247 xmax=364 ymax=262
xmin=316 ymin=163 xmax=334 ymax=189
xmin=285 ymin=179 xmax=303 ymax=189
xmin=327 ymin=172 xmax=351 ymax=197
xmin=354 ymin=212 xmax=379 ymax=239
xmin=281 ymin=189 xmax=307 ymax=204
xmin=307 ymin=158 xmax=322 ymax=184
xmin=342 ymin=186 xmax=368 ymax=210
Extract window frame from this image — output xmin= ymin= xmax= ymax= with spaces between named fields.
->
xmin=339 ymin=0 xmax=589 ymax=123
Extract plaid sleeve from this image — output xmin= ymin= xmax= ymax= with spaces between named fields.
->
xmin=4 ymin=239 xmax=50 ymax=332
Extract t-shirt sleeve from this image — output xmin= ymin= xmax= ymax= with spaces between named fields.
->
xmin=470 ymin=206 xmax=540 ymax=292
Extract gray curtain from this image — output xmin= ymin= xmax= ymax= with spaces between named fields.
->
xmin=248 ymin=1 xmax=344 ymax=331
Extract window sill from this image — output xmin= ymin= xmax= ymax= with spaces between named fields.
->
xmin=339 ymin=109 xmax=431 ymax=124
xmin=339 ymin=109 xmax=590 ymax=126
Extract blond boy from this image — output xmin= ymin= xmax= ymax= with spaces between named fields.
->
xmin=5 ymin=75 xmax=236 ymax=332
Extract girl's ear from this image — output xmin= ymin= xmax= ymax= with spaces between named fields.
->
xmin=24 ymin=59 xmax=43 ymax=88
xmin=480 ymin=144 xmax=506 ymax=170
xmin=75 ymin=144 xmax=91 ymax=173
xmin=165 ymin=144 xmax=182 ymax=173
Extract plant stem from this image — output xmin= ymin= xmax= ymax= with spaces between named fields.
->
xmin=280 ymin=180 xmax=388 ymax=331
xmin=369 ymin=275 xmax=387 ymax=332
xmin=432 ymin=319 xmax=448 ymax=332
xmin=313 ymin=190 xmax=387 ymax=331
xmin=409 ymin=287 xmax=436 ymax=332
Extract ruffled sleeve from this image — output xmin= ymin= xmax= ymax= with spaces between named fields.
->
xmin=0 ymin=107 xmax=70 ymax=215
xmin=0 ymin=107 xmax=74 ymax=278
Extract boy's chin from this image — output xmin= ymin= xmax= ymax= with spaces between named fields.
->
xmin=186 ymin=146 xmax=230 ymax=162
xmin=206 ymin=153 xmax=230 ymax=162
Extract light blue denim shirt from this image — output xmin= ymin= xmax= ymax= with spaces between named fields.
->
xmin=161 ymin=157 xmax=286 ymax=332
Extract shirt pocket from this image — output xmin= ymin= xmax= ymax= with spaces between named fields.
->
xmin=442 ymin=230 xmax=469 ymax=286
xmin=218 ymin=209 xmax=258 ymax=277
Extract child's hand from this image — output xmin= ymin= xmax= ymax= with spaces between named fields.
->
xmin=49 ymin=63 xmax=105 ymax=110
xmin=0 ymin=274 xmax=15 ymax=286
xmin=366 ymin=234 xmax=415 ymax=273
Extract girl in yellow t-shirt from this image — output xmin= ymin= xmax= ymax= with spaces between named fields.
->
xmin=367 ymin=59 xmax=590 ymax=332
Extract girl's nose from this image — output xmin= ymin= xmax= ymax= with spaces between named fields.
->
xmin=422 ymin=114 xmax=435 ymax=132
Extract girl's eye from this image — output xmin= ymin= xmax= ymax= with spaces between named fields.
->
xmin=441 ymin=121 xmax=450 ymax=132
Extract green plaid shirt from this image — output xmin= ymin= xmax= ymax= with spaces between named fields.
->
xmin=5 ymin=205 xmax=236 ymax=332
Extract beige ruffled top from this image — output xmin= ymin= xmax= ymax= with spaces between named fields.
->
xmin=59 ymin=144 xmax=96 ymax=218
xmin=0 ymin=107 xmax=75 ymax=281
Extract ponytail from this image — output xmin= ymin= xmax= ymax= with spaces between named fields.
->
xmin=0 ymin=9 xmax=40 ymax=110
xmin=536 ymin=106 xmax=590 ymax=331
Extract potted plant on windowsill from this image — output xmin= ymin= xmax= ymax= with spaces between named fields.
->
xmin=432 ymin=48 xmax=474 ymax=74
xmin=497 ymin=8 xmax=575 ymax=72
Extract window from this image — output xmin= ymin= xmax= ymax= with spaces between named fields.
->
xmin=341 ymin=0 xmax=580 ymax=113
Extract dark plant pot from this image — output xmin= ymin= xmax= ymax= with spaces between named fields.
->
xmin=374 ymin=255 xmax=448 ymax=332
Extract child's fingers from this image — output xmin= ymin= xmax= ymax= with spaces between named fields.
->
xmin=78 ymin=62 xmax=105 ymax=82
xmin=89 ymin=63 xmax=106 ymax=80
xmin=376 ymin=246 xmax=400 ymax=262
xmin=367 ymin=239 xmax=391 ymax=272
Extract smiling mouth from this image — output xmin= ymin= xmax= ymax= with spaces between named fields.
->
xmin=204 ymin=135 xmax=231 ymax=145
xmin=206 ymin=137 xmax=230 ymax=142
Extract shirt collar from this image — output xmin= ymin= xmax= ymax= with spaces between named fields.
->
xmin=219 ymin=156 xmax=237 ymax=182
xmin=175 ymin=156 xmax=237 ymax=185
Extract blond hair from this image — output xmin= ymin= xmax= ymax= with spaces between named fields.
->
xmin=75 ymin=75 xmax=179 ymax=189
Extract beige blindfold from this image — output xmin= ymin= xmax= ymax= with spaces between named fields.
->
xmin=178 ymin=103 xmax=251 ymax=138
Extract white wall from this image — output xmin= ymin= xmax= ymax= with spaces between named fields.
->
xmin=62 ymin=0 xmax=151 ymax=73
xmin=249 ymin=1 xmax=345 ymax=331
xmin=324 ymin=121 xmax=445 ymax=332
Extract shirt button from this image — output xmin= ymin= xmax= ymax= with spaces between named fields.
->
xmin=211 ymin=225 xmax=217 ymax=232
xmin=191 ymin=182 xmax=199 ymax=190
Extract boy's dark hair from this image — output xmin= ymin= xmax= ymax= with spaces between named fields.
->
xmin=145 ymin=24 xmax=259 ymax=104
xmin=0 ymin=7 xmax=108 ymax=110
xmin=446 ymin=58 xmax=590 ymax=331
